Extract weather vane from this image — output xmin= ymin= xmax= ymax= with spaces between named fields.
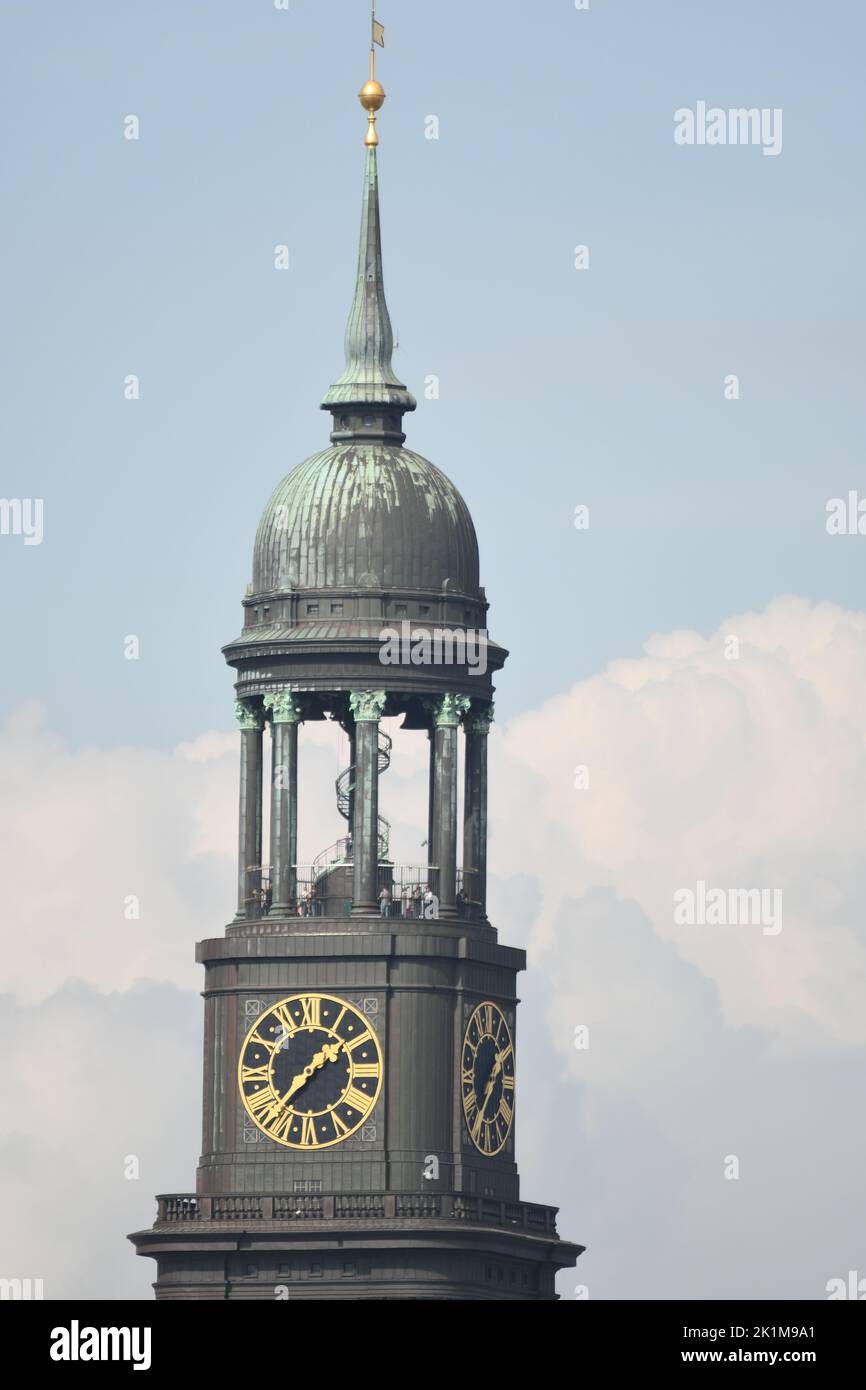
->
xmin=359 ymin=2 xmax=386 ymax=145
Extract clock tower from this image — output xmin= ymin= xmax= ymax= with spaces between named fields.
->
xmin=129 ymin=33 xmax=583 ymax=1300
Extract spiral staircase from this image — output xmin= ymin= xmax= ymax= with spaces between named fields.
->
xmin=311 ymin=730 xmax=392 ymax=876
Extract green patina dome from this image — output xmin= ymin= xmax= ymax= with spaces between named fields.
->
xmin=252 ymin=443 xmax=480 ymax=597
xmin=249 ymin=146 xmax=481 ymax=602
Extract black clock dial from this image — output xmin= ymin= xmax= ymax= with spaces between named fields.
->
xmin=238 ymin=994 xmax=383 ymax=1149
xmin=462 ymin=1001 xmax=515 ymax=1156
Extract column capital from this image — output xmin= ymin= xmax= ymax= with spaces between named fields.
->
xmin=234 ymin=698 xmax=264 ymax=731
xmin=465 ymin=701 xmax=495 ymax=735
xmin=262 ymin=688 xmax=304 ymax=725
xmin=349 ymin=689 xmax=387 ymax=723
xmin=429 ymin=693 xmax=472 ymax=728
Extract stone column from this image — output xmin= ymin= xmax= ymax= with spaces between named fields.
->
xmin=263 ymin=690 xmax=303 ymax=915
xmin=235 ymin=699 xmax=264 ymax=919
xmin=347 ymin=725 xmax=357 ymax=852
xmin=427 ymin=727 xmax=436 ymax=883
xmin=431 ymin=694 xmax=471 ymax=920
xmin=463 ymin=703 xmax=494 ymax=921
xmin=349 ymin=690 xmax=387 ymax=915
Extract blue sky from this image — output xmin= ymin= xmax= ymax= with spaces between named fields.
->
xmin=1 ymin=0 xmax=864 ymax=747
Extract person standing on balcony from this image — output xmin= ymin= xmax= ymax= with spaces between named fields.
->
xmin=378 ymin=885 xmax=392 ymax=918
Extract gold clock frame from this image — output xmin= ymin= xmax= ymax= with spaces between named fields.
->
xmin=237 ymin=992 xmax=383 ymax=1151
xmin=461 ymin=999 xmax=515 ymax=1157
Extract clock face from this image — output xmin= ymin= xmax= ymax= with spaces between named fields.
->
xmin=238 ymin=993 xmax=383 ymax=1149
xmin=462 ymin=1001 xmax=515 ymax=1156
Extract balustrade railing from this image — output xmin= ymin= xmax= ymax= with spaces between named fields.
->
xmin=155 ymin=1193 xmax=558 ymax=1233
xmin=240 ymin=864 xmax=480 ymax=920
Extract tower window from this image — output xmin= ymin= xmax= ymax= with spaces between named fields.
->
xmin=330 ymin=602 xmax=343 ymax=615
xmin=419 ymin=604 xmax=430 ymax=616
xmin=306 ymin=603 xmax=319 ymax=616
xmin=395 ymin=603 xmax=407 ymax=615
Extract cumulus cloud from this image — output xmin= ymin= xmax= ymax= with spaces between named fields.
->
xmin=493 ymin=596 xmax=866 ymax=1052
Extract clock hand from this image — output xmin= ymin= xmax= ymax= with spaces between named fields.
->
xmin=478 ymin=1051 xmax=504 ymax=1119
xmin=280 ymin=1040 xmax=344 ymax=1105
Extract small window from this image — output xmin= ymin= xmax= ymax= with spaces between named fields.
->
xmin=419 ymin=604 xmax=430 ymax=616
xmin=342 ymin=1262 xmax=357 ymax=1277
xmin=330 ymin=602 xmax=343 ymax=616
xmin=263 ymin=606 xmax=270 ymax=620
xmin=306 ymin=602 xmax=319 ymax=616
xmin=245 ymin=1264 xmax=258 ymax=1277
xmin=363 ymin=415 xmax=374 ymax=427
xmin=309 ymin=1263 xmax=323 ymax=1278
xmin=395 ymin=603 xmax=407 ymax=615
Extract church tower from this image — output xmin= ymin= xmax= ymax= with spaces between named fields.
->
xmin=129 ymin=30 xmax=582 ymax=1300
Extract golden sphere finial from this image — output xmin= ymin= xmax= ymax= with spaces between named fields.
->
xmin=359 ymin=78 xmax=385 ymax=114
xmin=359 ymin=77 xmax=384 ymax=147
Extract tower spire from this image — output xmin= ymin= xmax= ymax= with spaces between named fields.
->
xmin=321 ymin=11 xmax=416 ymax=426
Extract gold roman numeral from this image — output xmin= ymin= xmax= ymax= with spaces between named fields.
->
xmin=351 ymin=1063 xmax=379 ymax=1079
xmin=342 ymin=1086 xmax=371 ymax=1115
xmin=300 ymin=1115 xmax=317 ymax=1147
xmin=247 ymin=1087 xmax=283 ymax=1125
xmin=299 ymin=996 xmax=321 ymax=1028
xmin=268 ymin=1109 xmax=295 ymax=1142
xmin=346 ymin=1029 xmax=372 ymax=1053
xmin=241 ymin=1064 xmax=270 ymax=1086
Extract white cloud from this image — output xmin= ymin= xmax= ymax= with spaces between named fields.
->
xmin=492 ymin=596 xmax=866 ymax=1052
